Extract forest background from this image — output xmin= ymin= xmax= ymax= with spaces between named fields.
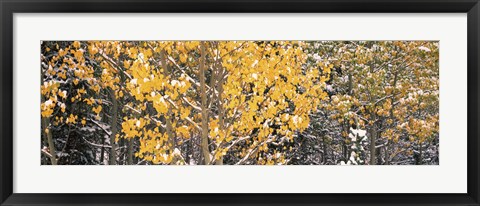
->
xmin=40 ymin=41 xmax=439 ymax=165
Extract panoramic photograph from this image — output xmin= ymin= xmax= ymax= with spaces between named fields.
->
xmin=40 ymin=41 xmax=439 ymax=165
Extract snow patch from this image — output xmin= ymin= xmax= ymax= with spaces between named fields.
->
xmin=44 ymin=100 xmax=53 ymax=106
xmin=130 ymin=78 xmax=138 ymax=85
xmin=418 ymin=46 xmax=431 ymax=52
xmin=349 ymin=127 xmax=367 ymax=139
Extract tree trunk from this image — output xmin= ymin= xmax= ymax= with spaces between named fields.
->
xmin=100 ymin=98 xmax=107 ymax=164
xmin=342 ymin=123 xmax=348 ymax=161
xmin=159 ymin=49 xmax=177 ymax=164
xmin=41 ymin=67 xmax=57 ymax=165
xmin=109 ymin=92 xmax=118 ymax=165
xmin=322 ymin=135 xmax=328 ymax=164
xmin=165 ymin=112 xmax=175 ymax=160
xmin=127 ymin=139 xmax=133 ymax=165
xmin=215 ymin=52 xmax=225 ymax=165
xmin=369 ymin=122 xmax=377 ymax=165
xmin=417 ymin=141 xmax=423 ymax=165
xmin=199 ymin=41 xmax=211 ymax=165
xmin=385 ymin=143 xmax=389 ymax=165
xmin=100 ymin=134 xmax=105 ymax=164
xmin=42 ymin=117 xmax=57 ymax=165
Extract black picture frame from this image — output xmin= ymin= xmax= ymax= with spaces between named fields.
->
xmin=1 ymin=0 xmax=479 ymax=205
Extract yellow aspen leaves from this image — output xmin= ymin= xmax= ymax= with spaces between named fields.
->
xmin=176 ymin=126 xmax=190 ymax=138
xmin=41 ymin=41 xmax=439 ymax=165
xmin=92 ymin=105 xmax=102 ymax=114
xmin=73 ymin=41 xmax=81 ymax=49
xmin=41 ymin=100 xmax=55 ymax=117
xmin=66 ymin=114 xmax=77 ymax=124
